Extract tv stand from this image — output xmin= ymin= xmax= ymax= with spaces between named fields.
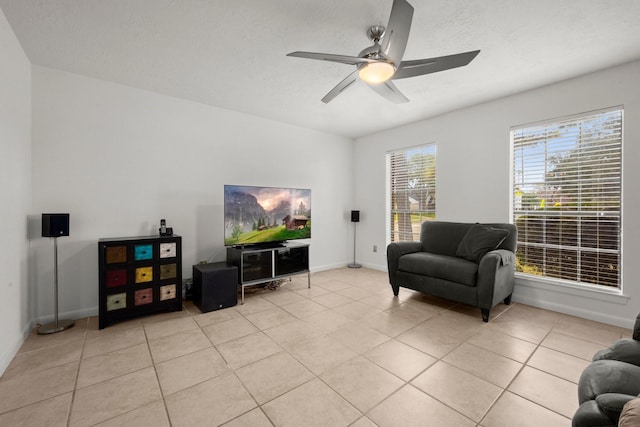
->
xmin=227 ymin=242 xmax=310 ymax=303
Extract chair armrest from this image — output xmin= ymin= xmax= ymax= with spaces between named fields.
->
xmin=573 ymin=400 xmax=617 ymax=427
xmin=386 ymin=241 xmax=423 ymax=286
xmin=593 ymin=339 xmax=640 ymax=366
xmin=596 ymin=393 xmax=638 ymax=421
xmin=476 ymin=249 xmax=515 ymax=309
xmin=388 ymin=241 xmax=423 ymax=256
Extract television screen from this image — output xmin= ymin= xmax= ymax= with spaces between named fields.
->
xmin=224 ymin=185 xmax=311 ymax=246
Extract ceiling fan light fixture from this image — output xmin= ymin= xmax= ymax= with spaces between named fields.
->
xmin=358 ymin=61 xmax=396 ymax=84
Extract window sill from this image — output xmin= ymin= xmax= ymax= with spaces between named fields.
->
xmin=515 ymin=272 xmax=630 ymax=305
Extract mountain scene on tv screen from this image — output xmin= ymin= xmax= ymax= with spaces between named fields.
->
xmin=224 ymin=186 xmax=311 ymax=245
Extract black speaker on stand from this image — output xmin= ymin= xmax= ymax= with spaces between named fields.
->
xmin=348 ymin=210 xmax=361 ymax=268
xmin=39 ymin=213 xmax=75 ymax=334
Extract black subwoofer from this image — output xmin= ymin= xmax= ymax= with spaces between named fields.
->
xmin=192 ymin=262 xmax=238 ymax=312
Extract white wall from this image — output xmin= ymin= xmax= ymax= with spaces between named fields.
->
xmin=0 ymin=9 xmax=32 ymax=373
xmin=30 ymin=66 xmax=354 ymax=323
xmin=354 ymin=60 xmax=640 ymax=328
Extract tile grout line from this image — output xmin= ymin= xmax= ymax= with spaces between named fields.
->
xmin=142 ymin=318 xmax=175 ymax=427
xmin=483 ymin=325 xmax=572 ymax=423
xmin=67 ymin=319 xmax=89 ymax=427
xmin=230 ymin=281 xmax=373 ymax=425
xmin=395 ymin=310 xmax=493 ymax=426
xmin=233 ymin=291 xmax=322 ymax=427
xmin=199 ymin=304 xmax=277 ymax=426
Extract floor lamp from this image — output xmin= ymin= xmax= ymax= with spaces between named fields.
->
xmin=39 ymin=213 xmax=75 ymax=335
xmin=348 ymin=210 xmax=361 ymax=268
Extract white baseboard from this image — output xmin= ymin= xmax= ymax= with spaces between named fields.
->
xmin=312 ymin=261 xmax=388 ymax=273
xmin=32 ymin=306 xmax=99 ymax=327
xmin=310 ymin=261 xmax=354 ymax=273
xmin=0 ymin=320 xmax=34 ymax=376
xmin=512 ymin=293 xmax=634 ymax=329
xmin=354 ymin=262 xmax=386 ymax=272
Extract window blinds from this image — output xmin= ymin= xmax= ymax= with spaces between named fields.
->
xmin=388 ymin=144 xmax=436 ymax=242
xmin=512 ymin=107 xmax=622 ymax=288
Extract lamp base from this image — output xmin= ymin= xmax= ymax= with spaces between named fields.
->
xmin=37 ymin=319 xmax=75 ymax=335
xmin=348 ymin=263 xmax=362 ymax=269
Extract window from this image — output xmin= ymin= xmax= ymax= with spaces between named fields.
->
xmin=387 ymin=144 xmax=436 ymax=242
xmin=511 ymin=107 xmax=622 ymax=289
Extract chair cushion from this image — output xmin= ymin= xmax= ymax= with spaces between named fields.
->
xmin=398 ymin=252 xmax=478 ymax=286
xmin=456 ymin=224 xmax=509 ymax=263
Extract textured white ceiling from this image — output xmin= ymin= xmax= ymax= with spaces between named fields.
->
xmin=2 ymin=0 xmax=640 ymax=138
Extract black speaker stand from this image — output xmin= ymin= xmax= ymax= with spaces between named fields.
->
xmin=38 ymin=237 xmax=75 ymax=334
xmin=348 ymin=220 xmax=361 ymax=269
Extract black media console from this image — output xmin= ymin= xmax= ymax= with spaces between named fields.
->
xmin=226 ymin=242 xmax=310 ymax=303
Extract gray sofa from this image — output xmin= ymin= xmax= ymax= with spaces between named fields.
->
xmin=573 ymin=313 xmax=640 ymax=427
xmin=386 ymin=221 xmax=517 ymax=322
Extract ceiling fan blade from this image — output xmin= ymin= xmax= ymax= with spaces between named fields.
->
xmin=321 ymin=70 xmax=360 ymax=103
xmin=287 ymin=51 xmax=374 ymax=66
xmin=367 ymin=80 xmax=409 ymax=104
xmin=393 ymin=50 xmax=480 ymax=79
xmin=381 ymin=0 xmax=414 ymax=65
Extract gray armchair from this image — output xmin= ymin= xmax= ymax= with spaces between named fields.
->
xmin=573 ymin=313 xmax=640 ymax=427
xmin=387 ymin=221 xmax=517 ymax=322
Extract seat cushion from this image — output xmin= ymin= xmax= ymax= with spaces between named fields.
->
xmin=398 ymin=252 xmax=478 ymax=287
xmin=456 ymin=224 xmax=509 ymax=263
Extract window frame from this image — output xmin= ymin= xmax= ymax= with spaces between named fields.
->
xmin=510 ymin=106 xmax=623 ymax=292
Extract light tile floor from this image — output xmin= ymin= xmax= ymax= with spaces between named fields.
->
xmin=0 ymin=267 xmax=630 ymax=426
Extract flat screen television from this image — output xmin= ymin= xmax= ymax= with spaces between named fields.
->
xmin=224 ymin=185 xmax=311 ymax=247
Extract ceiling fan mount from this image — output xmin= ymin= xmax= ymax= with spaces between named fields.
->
xmin=366 ymin=25 xmax=386 ymax=44
xmin=287 ymin=0 xmax=480 ymax=104
xmin=357 ymin=26 xmax=387 ymax=60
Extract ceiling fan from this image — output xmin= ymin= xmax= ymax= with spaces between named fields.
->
xmin=287 ymin=0 xmax=480 ymax=104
